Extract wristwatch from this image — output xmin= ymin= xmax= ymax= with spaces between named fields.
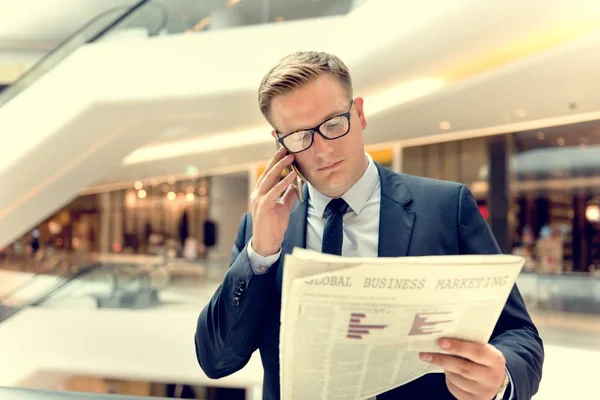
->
xmin=494 ymin=372 xmax=510 ymax=400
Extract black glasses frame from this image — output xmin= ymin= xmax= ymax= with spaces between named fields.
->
xmin=276 ymin=100 xmax=354 ymax=154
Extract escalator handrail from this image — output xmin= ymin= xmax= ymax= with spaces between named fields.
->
xmin=0 ymin=258 xmax=67 ymax=303
xmin=0 ymin=263 xmax=103 ymax=323
xmin=28 ymin=264 xmax=103 ymax=307
xmin=0 ymin=0 xmax=152 ymax=109
xmin=87 ymin=0 xmax=169 ymax=42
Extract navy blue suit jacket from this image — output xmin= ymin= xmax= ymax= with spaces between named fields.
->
xmin=195 ymin=164 xmax=544 ymax=399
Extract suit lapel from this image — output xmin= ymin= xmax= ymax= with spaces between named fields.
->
xmin=376 ymin=164 xmax=416 ymax=257
xmin=276 ymin=185 xmax=309 ymax=289
xmin=274 ymin=166 xmax=415 ymax=287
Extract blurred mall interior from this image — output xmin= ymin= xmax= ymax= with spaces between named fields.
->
xmin=1 ymin=0 xmax=600 ymax=399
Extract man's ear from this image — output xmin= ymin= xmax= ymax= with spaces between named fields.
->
xmin=354 ymin=97 xmax=367 ymax=130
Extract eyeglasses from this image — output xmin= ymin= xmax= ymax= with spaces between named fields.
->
xmin=276 ymin=100 xmax=354 ymax=154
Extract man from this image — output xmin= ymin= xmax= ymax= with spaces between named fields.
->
xmin=195 ymin=51 xmax=544 ymax=399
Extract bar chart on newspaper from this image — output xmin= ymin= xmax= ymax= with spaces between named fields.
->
xmin=279 ymin=248 xmax=524 ymax=400
xmin=347 ymin=312 xmax=387 ymax=339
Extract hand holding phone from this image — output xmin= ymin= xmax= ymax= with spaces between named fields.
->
xmin=275 ymin=140 xmax=305 ymax=202
xmin=250 ymin=146 xmax=302 ymax=257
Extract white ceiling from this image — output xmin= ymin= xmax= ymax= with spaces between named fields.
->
xmin=88 ymin=0 xmax=600 ymax=190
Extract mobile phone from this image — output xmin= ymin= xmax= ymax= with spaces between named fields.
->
xmin=275 ymin=139 xmax=305 ymax=202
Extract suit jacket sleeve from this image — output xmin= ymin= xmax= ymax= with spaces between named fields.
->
xmin=194 ymin=213 xmax=279 ymax=378
xmin=457 ymin=185 xmax=544 ymax=399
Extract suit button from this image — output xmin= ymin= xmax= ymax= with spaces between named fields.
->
xmin=239 ymin=281 xmax=246 ymax=288
xmin=233 ymin=296 xmax=240 ymax=307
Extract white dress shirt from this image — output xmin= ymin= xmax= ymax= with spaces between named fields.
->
xmin=246 ymin=153 xmax=513 ymax=400
xmin=247 ymin=153 xmax=380 ymax=270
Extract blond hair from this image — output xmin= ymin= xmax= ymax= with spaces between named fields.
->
xmin=258 ymin=51 xmax=353 ymax=122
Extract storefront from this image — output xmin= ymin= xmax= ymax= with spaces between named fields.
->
xmin=510 ymin=122 xmax=600 ymax=274
xmin=402 ymin=120 xmax=600 ymax=275
xmin=4 ymin=121 xmax=598 ymax=277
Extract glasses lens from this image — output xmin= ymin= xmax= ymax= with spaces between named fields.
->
xmin=283 ymin=130 xmax=312 ymax=152
xmin=320 ymin=116 xmax=349 ymax=138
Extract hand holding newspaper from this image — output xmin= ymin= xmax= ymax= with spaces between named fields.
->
xmin=279 ymin=248 xmax=524 ymax=400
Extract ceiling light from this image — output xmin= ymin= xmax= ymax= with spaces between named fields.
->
xmin=126 ymin=191 xmax=137 ymax=207
xmin=557 ymin=137 xmax=565 ymax=146
xmin=185 ymin=165 xmax=199 ymax=176
xmin=186 ymin=193 xmax=195 ymax=202
xmin=515 ymin=109 xmax=527 ymax=118
xmin=364 ymin=78 xmax=444 ymax=115
xmin=123 ymin=126 xmax=273 ymax=165
xmin=536 ymin=132 xmax=545 ymax=140
xmin=167 ymin=176 xmax=176 ymax=185
xmin=167 ymin=191 xmax=176 ymax=201
xmin=470 ymin=181 xmax=488 ymax=194
xmin=48 ymin=221 xmax=62 ymax=235
xmin=586 ymin=204 xmax=600 ymax=223
xmin=137 ymin=189 xmax=147 ymax=199
xmin=134 ymin=181 xmax=143 ymax=190
xmin=439 ymin=121 xmax=451 ymax=130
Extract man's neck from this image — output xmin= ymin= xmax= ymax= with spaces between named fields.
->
xmin=328 ymin=154 xmax=369 ymax=198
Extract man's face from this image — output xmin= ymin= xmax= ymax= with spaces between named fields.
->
xmin=270 ymin=74 xmax=368 ymax=198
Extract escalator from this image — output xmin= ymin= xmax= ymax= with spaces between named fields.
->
xmin=0 ymin=261 xmax=102 ymax=323
xmin=0 ymin=258 xmax=168 ymax=324
xmin=0 ymin=0 xmax=170 ymax=250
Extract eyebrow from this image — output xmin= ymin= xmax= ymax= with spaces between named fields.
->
xmin=283 ymin=107 xmax=347 ymax=134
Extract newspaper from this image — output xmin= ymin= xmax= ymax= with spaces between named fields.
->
xmin=279 ymin=248 xmax=524 ymax=400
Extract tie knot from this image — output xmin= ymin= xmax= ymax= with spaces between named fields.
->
xmin=324 ymin=198 xmax=349 ymax=219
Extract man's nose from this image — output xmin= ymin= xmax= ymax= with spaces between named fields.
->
xmin=313 ymin=133 xmax=332 ymax=157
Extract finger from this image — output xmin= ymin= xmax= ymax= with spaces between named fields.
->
xmin=438 ymin=339 xmax=501 ymax=367
xmin=446 ymin=375 xmax=477 ymax=400
xmin=257 ymin=147 xmax=288 ymax=187
xmin=256 ymin=147 xmax=287 ymax=187
xmin=281 ymin=183 xmax=299 ymax=210
xmin=445 ymin=372 xmax=482 ymax=395
xmin=258 ymin=155 xmax=294 ymax=194
xmin=419 ymin=353 xmax=486 ymax=380
xmin=266 ymin=170 xmax=297 ymax=201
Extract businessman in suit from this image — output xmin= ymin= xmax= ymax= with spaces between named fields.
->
xmin=195 ymin=51 xmax=543 ymax=399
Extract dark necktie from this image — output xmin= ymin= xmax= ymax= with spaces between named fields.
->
xmin=321 ymin=198 xmax=349 ymax=255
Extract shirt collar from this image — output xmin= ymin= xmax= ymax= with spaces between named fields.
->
xmin=308 ymin=153 xmax=380 ymax=218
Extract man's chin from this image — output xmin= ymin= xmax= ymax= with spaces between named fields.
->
xmin=315 ymin=177 xmax=350 ymax=197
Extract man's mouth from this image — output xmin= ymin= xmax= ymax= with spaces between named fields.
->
xmin=318 ymin=161 xmax=342 ymax=171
